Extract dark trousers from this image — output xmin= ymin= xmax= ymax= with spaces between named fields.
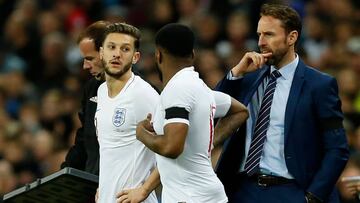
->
xmin=229 ymin=174 xmax=306 ymax=203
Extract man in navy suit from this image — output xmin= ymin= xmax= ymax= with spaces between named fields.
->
xmin=215 ymin=4 xmax=349 ymax=203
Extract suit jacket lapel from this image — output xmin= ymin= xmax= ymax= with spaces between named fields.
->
xmin=217 ymin=65 xmax=270 ymax=179
xmin=284 ymin=60 xmax=305 ymax=144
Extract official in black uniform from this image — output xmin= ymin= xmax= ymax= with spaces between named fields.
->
xmin=61 ymin=21 xmax=110 ymax=175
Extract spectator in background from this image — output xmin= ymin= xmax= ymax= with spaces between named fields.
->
xmin=302 ymin=13 xmax=329 ymax=68
xmin=345 ymin=122 xmax=360 ymax=156
xmin=176 ymin=0 xmax=203 ymax=26
xmin=195 ymin=49 xmax=226 ymax=89
xmin=31 ymin=129 xmax=56 ymax=175
xmin=216 ymin=4 xmax=349 ymax=202
xmin=39 ymin=89 xmax=73 ymax=144
xmin=337 ymin=68 xmax=360 ymax=113
xmin=193 ymin=12 xmax=222 ymax=49
xmin=217 ymin=10 xmax=257 ymax=69
xmin=61 ymin=21 xmax=109 ymax=175
xmin=338 ymin=152 xmax=360 ymax=203
xmin=147 ymin=0 xmax=178 ymax=32
xmin=0 ymin=43 xmax=27 ymax=74
xmin=3 ymin=8 xmax=41 ymax=84
xmin=0 ymin=160 xmax=17 ymax=197
xmin=103 ymin=5 xmax=128 ymax=23
xmin=37 ymin=11 xmax=62 ymax=37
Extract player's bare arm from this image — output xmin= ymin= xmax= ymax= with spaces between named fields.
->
xmin=136 ymin=113 xmax=188 ymax=159
xmin=211 ymin=98 xmax=248 ymax=167
xmin=213 ymin=97 xmax=248 ymax=148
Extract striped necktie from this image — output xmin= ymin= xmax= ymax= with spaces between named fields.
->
xmin=244 ymin=70 xmax=282 ymax=176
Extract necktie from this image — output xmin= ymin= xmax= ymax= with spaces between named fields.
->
xmin=244 ymin=70 xmax=281 ymax=176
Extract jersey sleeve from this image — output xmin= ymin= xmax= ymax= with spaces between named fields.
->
xmin=212 ymin=90 xmax=231 ymax=118
xmin=162 ymin=84 xmax=195 ymax=126
xmin=134 ymin=83 xmax=160 ymax=123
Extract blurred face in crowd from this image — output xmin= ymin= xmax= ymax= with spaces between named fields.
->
xmin=79 ymin=38 xmax=103 ymax=77
xmin=100 ymin=33 xmax=140 ymax=79
xmin=257 ymin=15 xmax=297 ymax=67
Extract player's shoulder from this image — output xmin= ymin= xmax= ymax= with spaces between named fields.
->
xmin=303 ymin=65 xmax=336 ymax=88
xmin=168 ymin=71 xmax=200 ymax=91
xmin=132 ymin=75 xmax=159 ymax=106
xmin=172 ymin=79 xmax=206 ymax=99
xmin=133 ymin=75 xmax=159 ymax=96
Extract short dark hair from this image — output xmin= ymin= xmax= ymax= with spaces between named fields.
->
xmin=103 ymin=22 xmax=141 ymax=50
xmin=77 ymin=21 xmax=110 ymax=51
xmin=155 ymin=23 xmax=194 ymax=57
xmin=260 ymin=4 xmax=302 ymax=44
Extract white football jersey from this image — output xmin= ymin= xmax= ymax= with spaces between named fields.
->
xmin=152 ymin=67 xmax=230 ymax=203
xmin=95 ymin=73 xmax=159 ymax=203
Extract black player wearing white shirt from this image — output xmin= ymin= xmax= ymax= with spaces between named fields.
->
xmin=118 ymin=23 xmax=248 ymax=203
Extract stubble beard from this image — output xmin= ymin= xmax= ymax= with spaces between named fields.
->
xmin=102 ymin=59 xmax=132 ymax=79
xmin=264 ymin=43 xmax=288 ymax=68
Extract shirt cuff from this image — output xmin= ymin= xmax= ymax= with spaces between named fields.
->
xmin=227 ymin=71 xmax=243 ymax=80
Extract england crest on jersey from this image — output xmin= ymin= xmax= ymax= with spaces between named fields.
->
xmin=113 ymin=108 xmax=126 ymax=127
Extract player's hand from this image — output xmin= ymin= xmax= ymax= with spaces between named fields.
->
xmin=136 ymin=113 xmax=155 ymax=142
xmin=231 ymin=51 xmax=272 ymax=77
xmin=143 ymin=113 xmax=154 ymax=132
xmin=137 ymin=113 xmax=154 ymax=132
xmin=116 ymin=187 xmax=148 ymax=203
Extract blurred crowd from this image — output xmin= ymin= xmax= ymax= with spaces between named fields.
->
xmin=0 ymin=0 xmax=359 ymax=201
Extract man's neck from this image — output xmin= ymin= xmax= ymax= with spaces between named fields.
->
xmin=162 ymin=62 xmax=192 ymax=88
xmin=277 ymin=50 xmax=296 ymax=69
xmin=106 ymin=71 xmax=132 ymax=98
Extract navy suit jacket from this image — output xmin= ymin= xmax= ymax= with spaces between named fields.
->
xmin=215 ymin=59 xmax=349 ymax=202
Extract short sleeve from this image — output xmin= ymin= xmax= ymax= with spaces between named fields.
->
xmin=213 ymin=90 xmax=231 ymax=118
xmin=134 ymin=83 xmax=159 ymax=123
xmin=162 ymin=84 xmax=195 ymax=126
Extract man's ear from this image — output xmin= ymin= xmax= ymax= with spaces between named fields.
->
xmin=158 ymin=51 xmax=162 ymax=64
xmin=132 ymin=51 xmax=141 ymax=64
xmin=99 ymin=47 xmax=104 ymax=60
xmin=287 ymin=31 xmax=298 ymax=47
xmin=155 ymin=49 xmax=162 ymax=64
xmin=191 ymin=50 xmax=195 ymax=59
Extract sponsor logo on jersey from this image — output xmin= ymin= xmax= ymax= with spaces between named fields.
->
xmin=113 ymin=108 xmax=126 ymax=127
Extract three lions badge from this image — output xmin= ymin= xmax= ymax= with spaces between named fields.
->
xmin=113 ymin=108 xmax=126 ymax=127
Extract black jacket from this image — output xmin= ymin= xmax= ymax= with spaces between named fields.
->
xmin=61 ymin=78 xmax=103 ymax=175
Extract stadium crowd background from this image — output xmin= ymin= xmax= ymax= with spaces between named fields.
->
xmin=0 ymin=0 xmax=359 ymax=201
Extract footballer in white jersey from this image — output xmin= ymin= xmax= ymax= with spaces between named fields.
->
xmin=152 ymin=66 xmax=230 ymax=203
xmin=95 ymin=73 xmax=159 ymax=203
